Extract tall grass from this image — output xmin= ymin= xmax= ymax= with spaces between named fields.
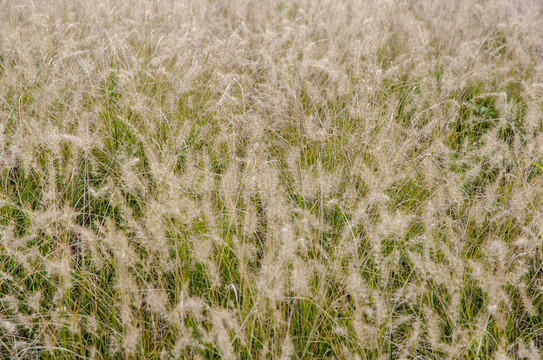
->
xmin=1 ymin=0 xmax=543 ymax=358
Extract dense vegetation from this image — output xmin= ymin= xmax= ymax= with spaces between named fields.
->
xmin=1 ymin=0 xmax=543 ymax=358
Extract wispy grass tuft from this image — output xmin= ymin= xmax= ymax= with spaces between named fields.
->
xmin=2 ymin=0 xmax=543 ymax=358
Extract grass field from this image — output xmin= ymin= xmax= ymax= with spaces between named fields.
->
xmin=2 ymin=0 xmax=543 ymax=358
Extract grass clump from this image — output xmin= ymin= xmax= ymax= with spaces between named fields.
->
xmin=2 ymin=0 xmax=543 ymax=358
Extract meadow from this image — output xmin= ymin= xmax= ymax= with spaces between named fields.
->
xmin=1 ymin=0 xmax=543 ymax=358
